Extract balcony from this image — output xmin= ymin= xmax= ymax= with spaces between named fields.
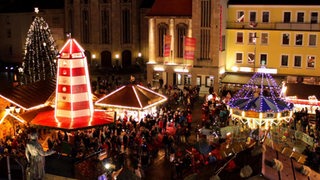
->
xmin=227 ymin=22 xmax=320 ymax=31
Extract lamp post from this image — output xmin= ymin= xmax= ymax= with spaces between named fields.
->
xmin=252 ymin=33 xmax=258 ymax=73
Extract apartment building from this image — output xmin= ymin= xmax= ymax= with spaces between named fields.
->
xmin=225 ymin=0 xmax=320 ymax=87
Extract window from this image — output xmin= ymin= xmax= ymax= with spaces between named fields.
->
xmin=196 ymin=76 xmax=201 ymax=86
xmin=200 ymin=0 xmax=211 ymax=27
xmin=311 ymin=12 xmax=318 ymax=24
xmin=176 ymin=24 xmax=187 ymax=58
xmin=261 ymin=33 xmax=268 ymax=44
xmin=158 ymin=24 xmax=168 ymax=57
xmin=297 ymin=12 xmax=304 ymax=23
xmin=205 ymin=76 xmax=214 ymax=87
xmin=260 ymin=54 xmax=267 ymax=65
xmin=284 ymin=12 xmax=291 ymax=23
xmin=248 ymin=52 xmax=254 ymax=64
xmin=248 ymin=32 xmax=256 ymax=44
xmin=281 ymin=55 xmax=289 ymax=67
xmin=250 ymin=12 xmax=256 ymax=22
xmin=262 ymin=11 xmax=269 ymax=23
xmin=81 ymin=9 xmax=90 ymax=43
xmin=295 ymin=34 xmax=303 ymax=46
xmin=237 ymin=11 xmax=244 ymax=22
xmin=294 ymin=56 xmax=302 ymax=67
xmin=6 ymin=29 xmax=11 ymax=38
xmin=121 ymin=9 xmax=131 ymax=44
xmin=309 ymin=34 xmax=316 ymax=46
xmin=282 ymin=33 xmax=290 ymax=45
xmin=236 ymin=52 xmax=243 ymax=63
xmin=307 ymin=56 xmax=315 ymax=68
xmin=101 ymin=9 xmax=110 ymax=44
xmin=184 ymin=75 xmax=191 ymax=85
xmin=236 ymin=32 xmax=243 ymax=43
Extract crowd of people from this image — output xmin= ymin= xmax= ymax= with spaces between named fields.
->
xmin=1 ymin=74 xmax=320 ymax=179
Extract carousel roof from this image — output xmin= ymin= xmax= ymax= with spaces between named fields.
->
xmin=229 ymin=96 xmax=294 ymax=112
xmin=0 ymin=78 xmax=56 ymax=110
xmin=228 ymin=69 xmax=294 ymax=113
xmin=95 ymin=84 xmax=167 ymax=110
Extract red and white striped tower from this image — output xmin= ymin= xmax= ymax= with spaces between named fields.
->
xmin=55 ymin=38 xmax=94 ymax=128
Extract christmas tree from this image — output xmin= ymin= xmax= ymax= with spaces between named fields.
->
xmin=21 ymin=8 xmax=58 ymax=84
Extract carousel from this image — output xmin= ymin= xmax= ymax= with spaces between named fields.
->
xmin=228 ymin=68 xmax=294 ymax=129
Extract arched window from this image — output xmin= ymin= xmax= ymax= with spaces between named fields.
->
xmin=100 ymin=8 xmax=110 ymax=44
xmin=81 ymin=9 xmax=90 ymax=43
xmin=176 ymin=23 xmax=187 ymax=58
xmin=121 ymin=9 xmax=131 ymax=44
xmin=67 ymin=8 xmax=74 ymax=36
xmin=158 ymin=23 xmax=168 ymax=57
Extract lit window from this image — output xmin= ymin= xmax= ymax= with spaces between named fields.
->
xmin=236 ymin=32 xmax=243 ymax=43
xmin=261 ymin=33 xmax=268 ymax=44
xmin=281 ymin=55 xmax=288 ymax=67
xmin=260 ymin=54 xmax=267 ymax=65
xmin=307 ymin=56 xmax=315 ymax=68
xmin=284 ymin=12 xmax=291 ymax=23
xmin=297 ymin=12 xmax=304 ymax=23
xmin=262 ymin=12 xmax=269 ymax=23
xmin=294 ymin=56 xmax=302 ymax=67
xmin=282 ymin=33 xmax=290 ymax=45
xmin=236 ymin=52 xmax=243 ymax=63
xmin=309 ymin=34 xmax=316 ymax=46
xmin=295 ymin=34 xmax=303 ymax=46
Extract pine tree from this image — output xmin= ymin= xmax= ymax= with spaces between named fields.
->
xmin=21 ymin=8 xmax=58 ymax=84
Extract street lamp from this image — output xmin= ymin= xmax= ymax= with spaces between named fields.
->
xmin=252 ymin=33 xmax=258 ymax=73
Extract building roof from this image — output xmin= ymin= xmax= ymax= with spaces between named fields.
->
xmin=95 ymin=84 xmax=167 ymax=110
xmin=0 ymin=0 xmax=64 ymax=13
xmin=228 ymin=0 xmax=320 ymax=5
xmin=0 ymin=78 xmax=56 ymax=110
xmin=286 ymin=83 xmax=320 ymax=100
xmin=140 ymin=0 xmax=156 ymax=8
xmin=147 ymin=0 xmax=192 ymax=17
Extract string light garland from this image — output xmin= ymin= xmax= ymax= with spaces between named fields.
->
xmin=21 ymin=9 xmax=58 ymax=85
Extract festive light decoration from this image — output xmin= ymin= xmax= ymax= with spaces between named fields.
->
xmin=228 ymin=67 xmax=294 ymax=129
xmin=54 ymin=38 xmax=94 ymax=128
xmin=21 ymin=8 xmax=58 ymax=84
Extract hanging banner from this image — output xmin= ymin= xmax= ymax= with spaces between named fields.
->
xmin=184 ymin=37 xmax=196 ymax=60
xmin=163 ymin=35 xmax=171 ymax=57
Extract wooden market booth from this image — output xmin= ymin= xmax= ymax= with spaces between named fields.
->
xmin=95 ymin=83 xmax=168 ymax=122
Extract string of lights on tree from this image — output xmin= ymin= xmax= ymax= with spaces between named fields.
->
xmin=21 ymin=8 xmax=58 ymax=84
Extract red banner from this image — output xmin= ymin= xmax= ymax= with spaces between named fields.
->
xmin=184 ymin=37 xmax=196 ymax=60
xmin=163 ymin=35 xmax=171 ymax=57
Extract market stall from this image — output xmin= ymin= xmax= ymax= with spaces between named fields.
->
xmin=95 ymin=83 xmax=167 ymax=122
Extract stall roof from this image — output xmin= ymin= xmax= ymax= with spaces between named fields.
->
xmin=95 ymin=84 xmax=167 ymax=110
xmin=30 ymin=110 xmax=114 ymax=130
xmin=286 ymin=83 xmax=320 ymax=100
xmin=221 ymin=74 xmax=285 ymax=86
xmin=0 ymin=78 xmax=56 ymax=110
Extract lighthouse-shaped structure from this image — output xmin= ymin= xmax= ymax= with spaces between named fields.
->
xmin=55 ymin=38 xmax=94 ymax=128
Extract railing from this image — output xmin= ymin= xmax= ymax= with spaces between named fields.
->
xmin=227 ymin=22 xmax=320 ymax=31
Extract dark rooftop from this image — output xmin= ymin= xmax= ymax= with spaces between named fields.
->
xmin=147 ymin=0 xmax=192 ymax=17
xmin=140 ymin=0 xmax=155 ymax=9
xmin=228 ymin=0 xmax=320 ymax=5
xmin=0 ymin=0 xmax=64 ymax=13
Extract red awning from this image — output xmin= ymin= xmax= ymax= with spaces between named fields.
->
xmin=31 ymin=110 xmax=114 ymax=130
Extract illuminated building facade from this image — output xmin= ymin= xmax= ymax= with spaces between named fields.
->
xmin=146 ymin=0 xmax=228 ymax=93
xmin=225 ymin=0 xmax=320 ymax=86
